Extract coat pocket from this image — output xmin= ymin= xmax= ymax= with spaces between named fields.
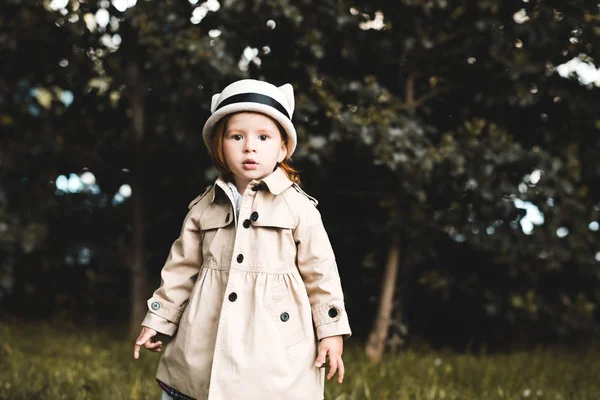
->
xmin=271 ymin=284 xmax=307 ymax=349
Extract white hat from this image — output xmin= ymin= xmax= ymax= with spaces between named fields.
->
xmin=202 ymin=79 xmax=297 ymax=158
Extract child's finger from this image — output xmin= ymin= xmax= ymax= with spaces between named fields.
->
xmin=136 ymin=331 xmax=152 ymax=346
xmin=134 ymin=330 xmax=156 ymax=359
xmin=327 ymin=357 xmax=338 ymax=380
xmin=337 ymin=357 xmax=345 ymax=383
xmin=144 ymin=340 xmax=162 ymax=349
xmin=133 ymin=343 xmax=142 ymax=359
xmin=314 ymin=346 xmax=328 ymax=367
xmin=147 ymin=341 xmax=163 ymax=352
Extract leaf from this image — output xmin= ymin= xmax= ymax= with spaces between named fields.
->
xmin=33 ymin=87 xmax=52 ymax=109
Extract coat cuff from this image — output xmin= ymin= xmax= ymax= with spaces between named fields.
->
xmin=141 ymin=297 xmax=185 ymax=336
xmin=147 ymin=297 xmax=185 ymax=322
xmin=313 ymin=304 xmax=352 ymax=340
xmin=141 ymin=311 xmax=179 ymax=336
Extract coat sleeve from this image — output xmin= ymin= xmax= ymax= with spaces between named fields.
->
xmin=141 ymin=209 xmax=203 ymax=336
xmin=294 ymin=203 xmax=352 ymax=340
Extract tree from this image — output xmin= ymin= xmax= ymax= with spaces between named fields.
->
xmin=1 ymin=0 xmax=599 ymax=353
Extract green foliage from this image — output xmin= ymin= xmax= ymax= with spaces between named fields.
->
xmin=0 ymin=321 xmax=158 ymax=399
xmin=1 ymin=322 xmax=600 ymax=399
xmin=1 ymin=0 xmax=599 ymax=344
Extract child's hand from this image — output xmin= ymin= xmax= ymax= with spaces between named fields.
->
xmin=133 ymin=326 xmax=162 ymax=359
xmin=315 ymin=335 xmax=345 ymax=383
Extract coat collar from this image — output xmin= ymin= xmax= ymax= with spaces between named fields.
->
xmin=211 ymin=167 xmax=292 ymax=202
xmin=260 ymin=167 xmax=294 ymax=195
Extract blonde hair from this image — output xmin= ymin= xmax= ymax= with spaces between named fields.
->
xmin=210 ymin=112 xmax=301 ymax=185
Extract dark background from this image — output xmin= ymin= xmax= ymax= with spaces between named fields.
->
xmin=1 ymin=0 xmax=600 ymax=351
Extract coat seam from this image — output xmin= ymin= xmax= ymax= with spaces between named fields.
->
xmin=280 ymin=189 xmax=302 ymax=233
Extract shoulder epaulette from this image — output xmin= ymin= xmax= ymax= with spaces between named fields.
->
xmin=188 ymin=185 xmax=212 ymax=209
xmin=292 ymin=183 xmax=318 ymax=207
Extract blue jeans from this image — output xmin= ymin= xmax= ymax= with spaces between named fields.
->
xmin=161 ymin=391 xmax=174 ymax=400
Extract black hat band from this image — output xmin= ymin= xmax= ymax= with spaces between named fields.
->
xmin=215 ymin=92 xmax=290 ymax=119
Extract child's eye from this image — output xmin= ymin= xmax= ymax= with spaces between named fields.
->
xmin=259 ymin=135 xmax=268 ymax=141
xmin=232 ymin=134 xmax=243 ymax=141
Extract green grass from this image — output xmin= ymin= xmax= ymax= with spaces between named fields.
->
xmin=1 ymin=320 xmax=599 ymax=399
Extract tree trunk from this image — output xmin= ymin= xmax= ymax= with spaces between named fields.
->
xmin=365 ymin=75 xmax=416 ymax=361
xmin=128 ymin=63 xmax=148 ymax=335
xmin=365 ymin=233 xmax=401 ymax=362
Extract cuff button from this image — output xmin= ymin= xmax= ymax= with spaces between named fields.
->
xmin=328 ymin=308 xmax=338 ymax=318
xmin=151 ymin=301 xmax=161 ymax=310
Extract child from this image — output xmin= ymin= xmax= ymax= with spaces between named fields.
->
xmin=133 ymin=79 xmax=352 ymax=400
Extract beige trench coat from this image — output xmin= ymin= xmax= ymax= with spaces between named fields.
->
xmin=141 ymin=168 xmax=352 ymax=400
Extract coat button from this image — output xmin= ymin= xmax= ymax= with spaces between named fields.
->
xmin=251 ymin=211 xmax=259 ymax=222
xmin=151 ymin=301 xmax=160 ymax=310
xmin=237 ymin=254 xmax=244 ymax=263
xmin=280 ymin=312 xmax=290 ymax=322
xmin=328 ymin=308 xmax=338 ymax=318
xmin=225 ymin=213 xmax=230 ymax=223
xmin=243 ymin=219 xmax=251 ymax=229
xmin=228 ymin=292 xmax=237 ymax=302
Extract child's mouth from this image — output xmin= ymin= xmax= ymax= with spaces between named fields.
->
xmin=243 ymin=160 xmax=258 ymax=170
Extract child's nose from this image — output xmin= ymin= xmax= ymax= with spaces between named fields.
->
xmin=244 ymin=138 xmax=257 ymax=152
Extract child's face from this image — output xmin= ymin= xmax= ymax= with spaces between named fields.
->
xmin=222 ymin=112 xmax=287 ymax=190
